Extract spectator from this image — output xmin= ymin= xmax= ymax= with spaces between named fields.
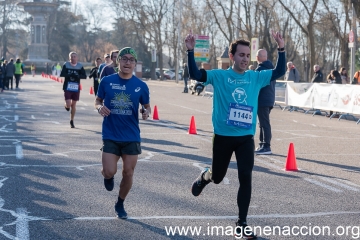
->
xmin=182 ymin=63 xmax=189 ymax=93
xmin=284 ymin=62 xmax=300 ymax=82
xmin=248 ymin=65 xmax=255 ymax=70
xmin=352 ymin=70 xmax=360 ymax=84
xmin=14 ymin=58 xmax=24 ymax=89
xmin=5 ymin=58 xmax=15 ymax=90
xmin=326 ymin=70 xmax=341 ymax=118
xmin=0 ymin=60 xmax=4 ymax=93
xmin=311 ymin=65 xmax=323 ymax=83
xmin=2 ymin=60 xmax=7 ymax=89
xmin=339 ymin=67 xmax=349 ymax=84
xmin=255 ymin=49 xmax=276 ymax=155
xmin=31 ymin=63 xmax=36 ymax=77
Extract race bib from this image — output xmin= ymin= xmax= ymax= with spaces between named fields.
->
xmin=67 ymin=82 xmax=79 ymax=92
xmin=226 ymin=103 xmax=253 ymax=129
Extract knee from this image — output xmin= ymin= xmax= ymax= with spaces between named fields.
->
xmin=238 ymin=171 xmax=252 ymax=183
xmin=102 ymin=168 xmax=117 ymax=178
xmin=122 ymin=168 xmax=134 ymax=179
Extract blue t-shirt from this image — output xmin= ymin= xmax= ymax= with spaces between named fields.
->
xmin=206 ymin=68 xmax=272 ymax=136
xmin=97 ymin=73 xmax=150 ymax=142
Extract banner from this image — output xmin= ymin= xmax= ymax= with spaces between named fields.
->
xmin=285 ymin=82 xmax=360 ymax=115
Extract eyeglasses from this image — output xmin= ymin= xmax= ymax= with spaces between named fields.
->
xmin=120 ymin=56 xmax=136 ymax=63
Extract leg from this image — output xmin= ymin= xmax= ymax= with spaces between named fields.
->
xmin=70 ymin=100 xmax=77 ymax=120
xmin=191 ymin=134 xmax=234 ymax=196
xmin=118 ymin=154 xmax=138 ymax=200
xmin=209 ymin=134 xmax=235 ymax=184
xmin=10 ymin=77 xmax=13 ymax=89
xmin=15 ymin=75 xmax=20 ymax=88
xmin=234 ymin=136 xmax=255 ymax=223
xmin=257 ymin=107 xmax=265 ymax=148
xmin=101 ymin=152 xmax=120 ymax=179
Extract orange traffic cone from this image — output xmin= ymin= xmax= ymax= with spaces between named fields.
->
xmin=188 ymin=116 xmax=197 ymax=134
xmin=284 ymin=143 xmax=298 ymax=171
xmin=80 ymin=83 xmax=82 ymax=90
xmin=89 ymin=86 xmax=94 ymax=95
xmin=153 ymin=105 xmax=159 ymax=120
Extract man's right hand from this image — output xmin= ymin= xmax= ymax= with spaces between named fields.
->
xmin=185 ymin=30 xmax=195 ymax=50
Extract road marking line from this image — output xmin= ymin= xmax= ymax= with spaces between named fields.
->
xmin=317 ymin=176 xmax=359 ymax=191
xmin=16 ymin=143 xmax=23 ymax=160
xmin=16 ymin=208 xmax=29 ymax=240
xmin=304 ymin=178 xmax=342 ymax=192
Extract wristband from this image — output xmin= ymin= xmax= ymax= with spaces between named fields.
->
xmin=187 ymin=49 xmax=194 ymax=52
xmin=97 ymin=106 xmax=103 ymax=113
xmin=278 ymin=47 xmax=285 ymax=52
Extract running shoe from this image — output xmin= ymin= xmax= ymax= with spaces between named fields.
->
xmin=235 ymin=220 xmax=257 ymax=239
xmin=104 ymin=177 xmax=114 ymax=191
xmin=191 ymin=168 xmax=210 ymax=196
xmin=114 ymin=201 xmax=128 ymax=219
xmin=255 ymin=147 xmax=272 ymax=155
xmin=255 ymin=143 xmax=263 ymax=151
xmin=64 ymin=105 xmax=70 ymax=111
xmin=70 ymin=120 xmax=75 ymax=128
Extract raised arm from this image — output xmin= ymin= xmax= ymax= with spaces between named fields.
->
xmin=270 ymin=30 xmax=286 ymax=81
xmin=185 ymin=32 xmax=207 ymax=82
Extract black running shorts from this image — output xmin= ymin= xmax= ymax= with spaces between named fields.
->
xmin=101 ymin=140 xmax=141 ymax=156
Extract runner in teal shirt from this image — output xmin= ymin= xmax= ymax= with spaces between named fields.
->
xmin=187 ymin=30 xmax=286 ymax=239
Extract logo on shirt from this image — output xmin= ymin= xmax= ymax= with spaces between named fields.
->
xmin=228 ymin=78 xmax=250 ymax=85
xmin=135 ymin=87 xmax=141 ymax=92
xmin=110 ymin=92 xmax=133 ymax=115
xmin=111 ymin=83 xmax=126 ymax=90
xmin=232 ymin=87 xmax=247 ymax=104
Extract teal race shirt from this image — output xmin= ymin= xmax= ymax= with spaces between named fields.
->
xmin=206 ymin=68 xmax=272 ymax=136
xmin=97 ymin=73 xmax=150 ymax=142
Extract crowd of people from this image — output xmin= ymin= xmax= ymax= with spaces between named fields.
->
xmin=0 ymin=57 xmax=25 ymax=93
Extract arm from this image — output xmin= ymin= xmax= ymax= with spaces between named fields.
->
xmin=60 ymin=64 xmax=68 ymax=77
xmin=79 ymin=67 xmax=87 ymax=79
xmin=185 ymin=33 xmax=207 ymax=82
xmin=270 ymin=31 xmax=286 ymax=81
xmin=140 ymin=104 xmax=151 ymax=120
xmin=95 ymin=96 xmax=110 ymax=117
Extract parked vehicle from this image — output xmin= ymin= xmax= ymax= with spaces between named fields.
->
xmin=164 ymin=70 xmax=182 ymax=80
xmin=188 ymin=79 xmax=205 ymax=95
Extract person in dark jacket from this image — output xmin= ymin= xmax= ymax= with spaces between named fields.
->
xmin=89 ymin=57 xmax=102 ymax=96
xmin=254 ymin=49 xmax=275 ymax=155
xmin=311 ymin=65 xmax=323 ymax=83
xmin=182 ymin=63 xmax=189 ymax=93
xmin=5 ymin=59 xmax=15 ymax=90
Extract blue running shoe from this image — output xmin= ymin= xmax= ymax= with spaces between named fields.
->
xmin=115 ymin=201 xmax=128 ymax=219
xmin=104 ymin=177 xmax=114 ymax=191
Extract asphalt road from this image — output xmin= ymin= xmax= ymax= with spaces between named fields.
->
xmin=0 ymin=74 xmax=359 ymax=240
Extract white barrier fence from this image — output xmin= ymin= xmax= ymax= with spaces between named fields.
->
xmin=202 ymin=80 xmax=360 ymax=124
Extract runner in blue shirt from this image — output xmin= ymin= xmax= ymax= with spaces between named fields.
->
xmin=95 ymin=47 xmax=151 ymax=219
xmin=186 ymin=30 xmax=286 ymax=239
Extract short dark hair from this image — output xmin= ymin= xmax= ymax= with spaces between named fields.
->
xmin=229 ymin=39 xmax=250 ymax=56
xmin=110 ymin=50 xmax=119 ymax=59
xmin=96 ymin=57 xmax=102 ymax=61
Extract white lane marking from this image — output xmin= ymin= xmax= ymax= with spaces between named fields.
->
xmin=44 ymin=113 xmax=50 ymax=116
xmin=16 ymin=143 xmax=23 ymax=160
xmin=42 ymin=121 xmax=60 ymax=124
xmin=31 ymin=115 xmax=35 ymax=119
xmin=317 ymin=176 xmax=359 ymax=191
xmin=79 ymin=100 xmax=88 ymax=106
xmin=58 ymin=211 xmax=360 ymax=221
xmin=14 ymin=115 xmax=18 ymax=122
xmin=192 ymin=163 xmax=204 ymax=171
xmin=304 ymin=178 xmax=342 ymax=192
xmin=80 ymin=107 xmax=86 ymax=110
xmin=16 ymin=208 xmax=29 ymax=240
xmin=223 ymin=177 xmax=230 ymax=185
xmin=0 ymin=124 xmax=13 ymax=133
xmin=138 ymin=152 xmax=155 ymax=162
xmin=255 ymin=158 xmax=283 ymax=171
xmin=336 ymin=179 xmax=360 ymax=188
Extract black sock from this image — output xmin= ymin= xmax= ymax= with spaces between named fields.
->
xmin=117 ymin=197 xmax=124 ymax=204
